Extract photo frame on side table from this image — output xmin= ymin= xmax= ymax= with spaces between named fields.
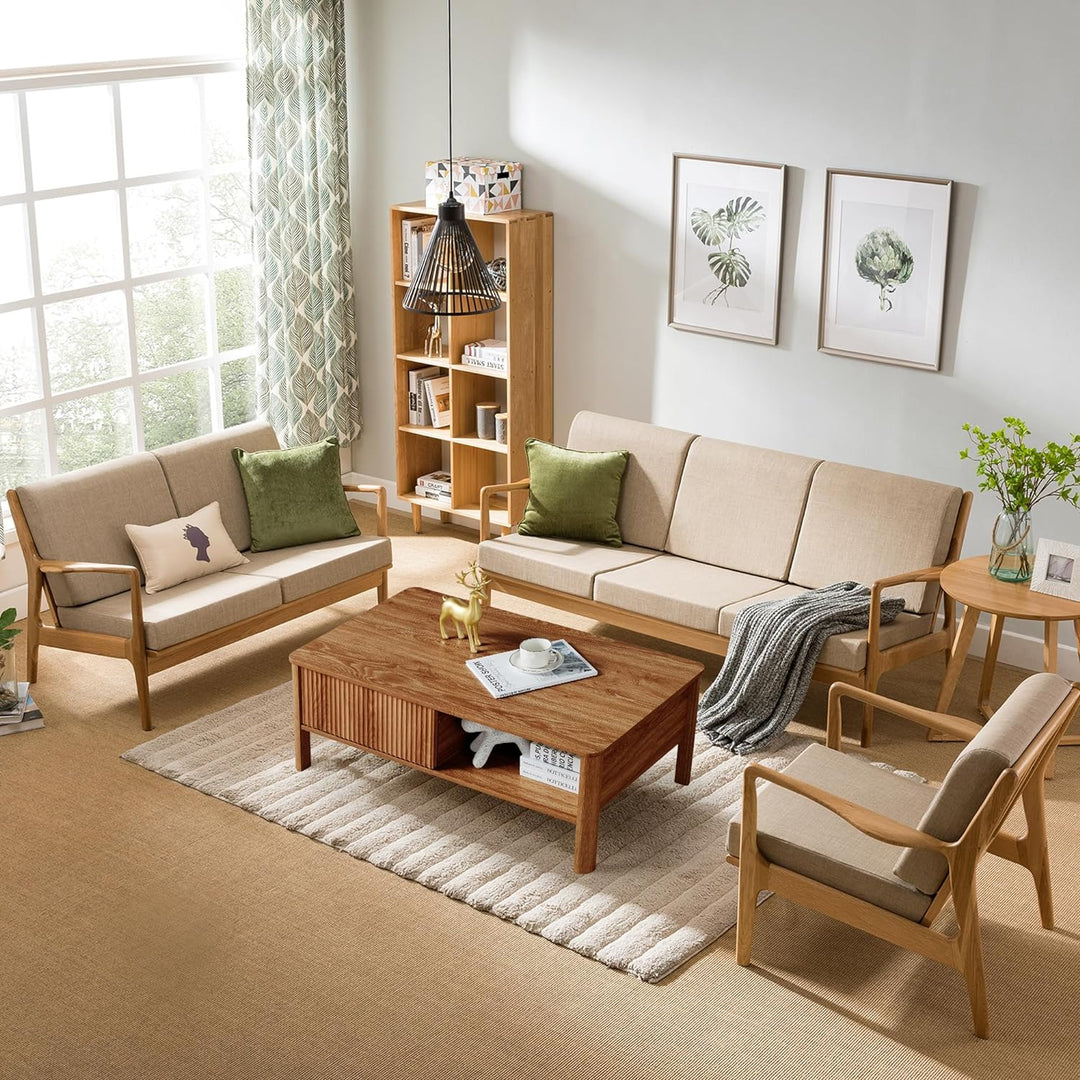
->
xmin=669 ymin=154 xmax=786 ymax=345
xmin=1030 ymin=538 xmax=1080 ymax=601
xmin=819 ymin=169 xmax=952 ymax=370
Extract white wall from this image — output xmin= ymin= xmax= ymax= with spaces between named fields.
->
xmin=349 ymin=0 xmax=1080 ymax=671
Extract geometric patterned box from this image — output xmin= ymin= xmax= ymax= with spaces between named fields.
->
xmin=425 ymin=157 xmax=523 ymax=214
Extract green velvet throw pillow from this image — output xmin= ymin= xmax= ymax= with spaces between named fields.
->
xmin=232 ymin=438 xmax=359 ymax=552
xmin=517 ymin=438 xmax=630 ymax=546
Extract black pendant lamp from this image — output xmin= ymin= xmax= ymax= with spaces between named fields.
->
xmin=402 ymin=0 xmax=502 ymax=316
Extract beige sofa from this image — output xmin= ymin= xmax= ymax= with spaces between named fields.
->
xmin=478 ymin=412 xmax=972 ymax=746
xmin=8 ymin=422 xmax=391 ymax=730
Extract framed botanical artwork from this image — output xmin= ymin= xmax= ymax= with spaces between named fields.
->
xmin=1030 ymin=538 xmax=1080 ymax=601
xmin=669 ymin=154 xmax=786 ymax=345
xmin=818 ymin=169 xmax=952 ymax=370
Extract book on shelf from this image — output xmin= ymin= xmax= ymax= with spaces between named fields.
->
xmin=525 ymin=741 xmax=581 ymax=774
xmin=424 ymin=375 xmax=452 ymax=429
xmin=414 ymin=485 xmax=452 ymax=505
xmin=0 ymin=684 xmax=43 ymax=737
xmin=519 ymin=758 xmax=580 ymax=793
xmin=461 ymin=353 xmax=507 ymax=375
xmin=408 ymin=365 xmax=441 ymax=425
xmin=466 ymin=639 xmax=598 ymax=700
xmin=401 ymin=217 xmax=435 ymax=280
xmin=415 ymin=470 xmax=452 ymax=495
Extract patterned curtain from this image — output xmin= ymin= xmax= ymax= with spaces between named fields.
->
xmin=247 ymin=0 xmax=361 ymax=447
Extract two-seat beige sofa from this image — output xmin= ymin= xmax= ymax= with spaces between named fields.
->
xmin=7 ymin=422 xmax=391 ymax=730
xmin=478 ymin=411 xmax=972 ymax=746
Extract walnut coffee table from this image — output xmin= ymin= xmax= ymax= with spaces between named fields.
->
xmin=289 ymin=588 xmax=704 ymax=872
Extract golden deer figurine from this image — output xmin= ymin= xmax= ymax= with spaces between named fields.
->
xmin=424 ymin=315 xmax=443 ymax=358
xmin=440 ymin=561 xmax=491 ymax=654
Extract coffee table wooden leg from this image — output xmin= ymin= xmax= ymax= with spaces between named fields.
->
xmin=574 ymin=756 xmax=602 ymax=874
xmin=936 ymin=603 xmax=981 ymax=714
xmin=978 ymin=613 xmax=1004 ymax=721
xmin=292 ymin=666 xmax=310 ymax=771
xmin=675 ymin=684 xmax=696 ymax=785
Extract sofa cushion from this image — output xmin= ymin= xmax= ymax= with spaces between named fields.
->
xmin=153 ymin=421 xmax=279 ymax=553
xmin=593 ymin=556 xmax=785 ymax=633
xmin=57 ymin=573 xmax=282 ymax=651
xmin=225 ymin=535 xmax=392 ymax=603
xmin=894 ymin=672 xmax=1072 ymax=895
xmin=788 ymin=462 xmax=963 ymax=613
xmin=728 ymin=743 xmax=935 ymax=922
xmin=665 ymin=438 xmax=821 ymax=580
xmin=16 ymin=455 xmax=179 ymax=608
xmin=516 ymin=439 xmax=630 ymax=546
xmin=477 ymin=534 xmax=657 ymax=599
xmin=566 ymin=411 xmax=695 ymax=551
xmin=718 ymin=584 xmax=934 ymax=671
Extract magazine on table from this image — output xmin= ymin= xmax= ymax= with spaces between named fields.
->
xmin=466 ymin=639 xmax=598 ymax=699
xmin=0 ymin=684 xmax=44 ymax=736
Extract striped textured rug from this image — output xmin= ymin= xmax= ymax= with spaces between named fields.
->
xmin=122 ymin=684 xmax=810 ymax=982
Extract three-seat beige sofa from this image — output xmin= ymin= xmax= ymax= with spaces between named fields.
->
xmin=478 ymin=412 xmax=972 ymax=746
xmin=7 ymin=422 xmax=391 ymax=730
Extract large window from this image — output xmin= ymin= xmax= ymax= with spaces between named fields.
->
xmin=0 ymin=50 xmax=254 ymax=498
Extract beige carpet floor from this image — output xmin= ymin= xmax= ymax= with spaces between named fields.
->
xmin=2 ymin=502 xmax=1079 ymax=1079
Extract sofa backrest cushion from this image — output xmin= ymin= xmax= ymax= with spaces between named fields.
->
xmin=787 ymin=462 xmax=963 ymax=613
xmin=566 ymin=411 xmax=695 ymax=551
xmin=665 ymin=438 xmax=821 ymax=580
xmin=153 ymin=422 xmax=280 ymax=552
xmin=893 ymin=672 xmax=1071 ymax=895
xmin=17 ymin=455 xmax=179 ymax=607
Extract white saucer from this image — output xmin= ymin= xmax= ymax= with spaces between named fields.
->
xmin=508 ymin=649 xmax=563 ymax=675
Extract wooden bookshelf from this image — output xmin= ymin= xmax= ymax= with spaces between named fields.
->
xmin=390 ymin=201 xmax=553 ymax=536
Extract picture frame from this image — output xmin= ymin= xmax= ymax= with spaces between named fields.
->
xmin=818 ymin=169 xmax=952 ymax=370
xmin=1029 ymin=538 xmax=1080 ymax=601
xmin=669 ymin=154 xmax=786 ymax=345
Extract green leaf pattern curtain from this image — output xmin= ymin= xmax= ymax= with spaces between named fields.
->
xmin=247 ymin=0 xmax=361 ymax=447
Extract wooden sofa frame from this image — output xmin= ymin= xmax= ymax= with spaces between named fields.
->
xmin=480 ymin=482 xmax=972 ymax=748
xmin=6 ymin=484 xmax=390 ymax=731
xmin=730 ymin=680 xmax=1080 ymax=1038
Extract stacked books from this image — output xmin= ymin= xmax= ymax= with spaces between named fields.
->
xmin=408 ymin=365 xmax=442 ymax=425
xmin=415 ymin=470 xmax=451 ymax=506
xmin=423 ymin=375 xmax=452 ymax=428
xmin=462 ymin=339 xmax=508 ymax=374
xmin=401 ymin=217 xmax=435 ymax=280
xmin=519 ymin=741 xmax=580 ymax=793
xmin=0 ymin=682 xmax=44 ymax=737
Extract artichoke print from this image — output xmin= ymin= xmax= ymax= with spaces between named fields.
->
xmin=690 ymin=196 xmax=765 ymax=305
xmin=854 ymin=227 xmax=914 ymax=311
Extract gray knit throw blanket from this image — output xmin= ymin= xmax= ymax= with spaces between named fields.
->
xmin=697 ymin=581 xmax=905 ymax=754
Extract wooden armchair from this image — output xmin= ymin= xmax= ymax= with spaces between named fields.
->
xmin=728 ymin=675 xmax=1080 ymax=1038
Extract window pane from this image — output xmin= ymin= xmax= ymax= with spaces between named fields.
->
xmin=0 ymin=94 xmax=24 ymax=197
xmin=221 ymin=353 xmax=256 ymax=427
xmin=127 ymin=180 xmax=205 ymax=276
xmin=36 ymin=191 xmax=123 ymax=294
xmin=205 ymin=72 xmax=247 ymax=166
xmin=215 ymin=266 xmax=254 ymax=351
xmin=0 ymin=205 xmax=33 ymax=304
xmin=121 ymin=78 xmax=202 ymax=178
xmin=140 ymin=368 xmax=211 ymax=450
xmin=44 ymin=291 xmax=130 ymax=393
xmin=0 ymin=310 xmax=41 ymax=409
xmin=27 ymin=85 xmax=116 ymax=190
xmin=0 ymin=408 xmax=47 ymax=490
xmin=133 ymin=276 xmax=207 ymax=371
xmin=209 ymin=171 xmax=251 ymax=262
xmin=54 ymin=388 xmax=132 ymax=472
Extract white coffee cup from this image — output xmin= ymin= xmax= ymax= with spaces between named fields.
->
xmin=518 ymin=637 xmax=554 ymax=669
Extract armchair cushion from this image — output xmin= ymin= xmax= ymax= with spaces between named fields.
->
xmin=728 ymin=743 xmax=935 ymax=921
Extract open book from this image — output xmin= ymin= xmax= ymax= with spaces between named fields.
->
xmin=466 ymin=639 xmax=598 ymax=699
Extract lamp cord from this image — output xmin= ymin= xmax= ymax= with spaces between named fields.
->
xmin=447 ymin=0 xmax=453 ymax=177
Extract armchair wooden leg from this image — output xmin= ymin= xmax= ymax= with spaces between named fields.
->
xmin=25 ymin=573 xmax=42 ymax=683
xmin=131 ymin=654 xmax=152 ymax=731
xmin=952 ymin=876 xmax=989 ymax=1038
xmin=735 ymin=858 xmax=760 ymax=966
xmin=860 ymin=672 xmax=879 ymax=749
xmin=1019 ymin=777 xmax=1055 ymax=929
xmin=377 ymin=572 xmax=388 ymax=605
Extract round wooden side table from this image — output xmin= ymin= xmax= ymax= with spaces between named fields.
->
xmin=936 ymin=554 xmax=1080 ymax=746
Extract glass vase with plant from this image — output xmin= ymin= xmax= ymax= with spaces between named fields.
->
xmin=0 ymin=607 xmax=22 ymax=713
xmin=961 ymin=418 xmax=1080 ymax=582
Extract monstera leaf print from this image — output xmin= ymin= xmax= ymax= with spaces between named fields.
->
xmin=690 ymin=196 xmax=765 ymax=305
xmin=707 ymin=248 xmax=751 ymax=289
xmin=722 ymin=196 xmax=766 ymax=240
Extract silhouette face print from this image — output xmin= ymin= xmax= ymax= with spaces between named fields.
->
xmin=183 ymin=524 xmax=211 ymax=563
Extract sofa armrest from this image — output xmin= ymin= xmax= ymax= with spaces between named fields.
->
xmin=38 ymin=560 xmax=145 ymax=643
xmin=479 ymin=479 xmax=530 ymax=538
xmin=343 ymin=484 xmax=388 ymax=537
xmin=866 ymin=564 xmax=947 ymax=655
xmin=826 ymin=683 xmax=983 ymax=748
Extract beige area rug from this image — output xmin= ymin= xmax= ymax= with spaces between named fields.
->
xmin=122 ymin=683 xmax=809 ymax=982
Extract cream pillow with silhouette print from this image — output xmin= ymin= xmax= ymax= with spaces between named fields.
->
xmin=125 ymin=501 xmax=247 ymax=594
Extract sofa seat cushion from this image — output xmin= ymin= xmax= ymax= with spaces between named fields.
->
xmin=593 ymin=556 xmax=785 ymax=633
xmin=477 ymin=534 xmax=657 ymax=598
xmin=718 ymin=585 xmax=934 ymax=671
xmin=225 ymin=535 xmax=392 ymax=603
xmin=57 ymin=574 xmax=283 ymax=652
xmin=728 ymin=743 xmax=936 ymax=921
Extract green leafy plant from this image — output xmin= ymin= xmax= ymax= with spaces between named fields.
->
xmin=854 ymin=227 xmax=914 ymax=311
xmin=0 ymin=608 xmax=21 ymax=649
xmin=690 ymin=196 xmax=765 ymax=305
